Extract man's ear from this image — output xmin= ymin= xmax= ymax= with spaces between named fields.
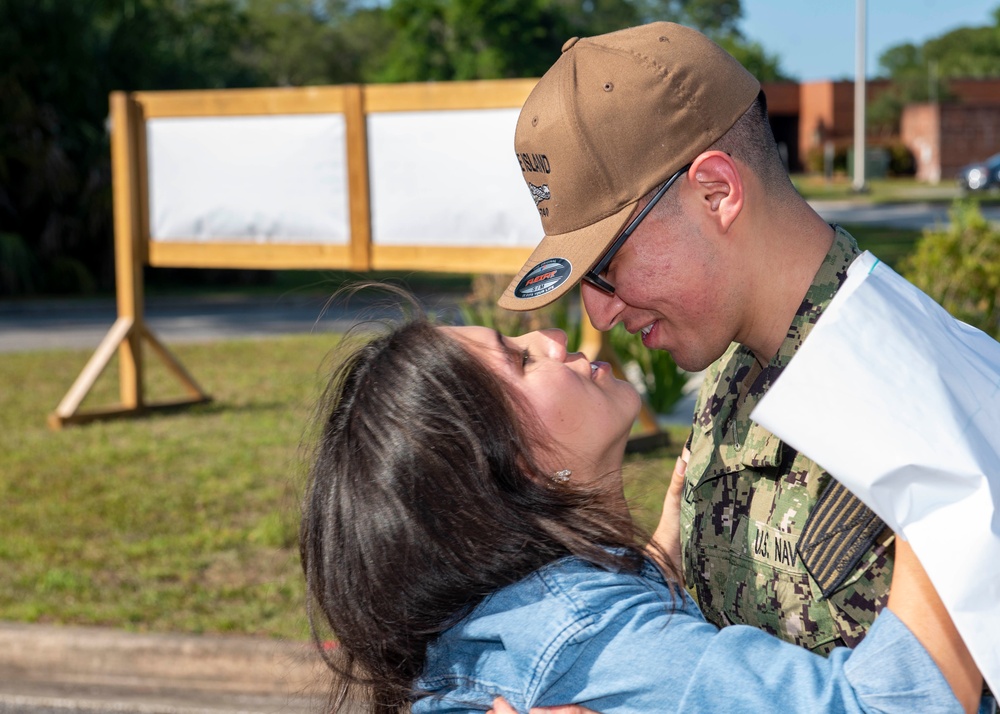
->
xmin=687 ymin=151 xmax=743 ymax=232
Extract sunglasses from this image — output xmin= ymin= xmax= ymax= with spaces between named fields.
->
xmin=582 ymin=163 xmax=691 ymax=295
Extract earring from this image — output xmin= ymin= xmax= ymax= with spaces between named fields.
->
xmin=551 ymin=469 xmax=572 ymax=484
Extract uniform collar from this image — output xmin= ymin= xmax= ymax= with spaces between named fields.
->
xmin=693 ymin=227 xmax=859 ymax=484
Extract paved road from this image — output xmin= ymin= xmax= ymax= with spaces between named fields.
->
xmin=811 ymin=199 xmax=1000 ymax=230
xmin=0 ymin=292 xmax=465 ymax=354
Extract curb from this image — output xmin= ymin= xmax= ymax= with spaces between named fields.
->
xmin=0 ymin=622 xmax=330 ymax=713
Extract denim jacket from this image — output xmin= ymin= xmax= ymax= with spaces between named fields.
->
xmin=413 ymin=556 xmax=964 ymax=713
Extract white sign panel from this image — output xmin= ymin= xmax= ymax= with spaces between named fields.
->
xmin=148 ymin=115 xmax=350 ymax=243
xmin=368 ymin=108 xmax=541 ymax=247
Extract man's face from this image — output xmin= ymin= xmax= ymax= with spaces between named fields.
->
xmin=581 ymin=191 xmax=741 ymax=373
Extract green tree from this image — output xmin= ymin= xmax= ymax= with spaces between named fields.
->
xmin=1 ymin=0 xmax=116 ymax=295
xmin=372 ymin=0 xmax=788 ymax=83
xmin=373 ymin=0 xmax=579 ymax=81
xmin=0 ymin=0 xmax=269 ymax=295
xmin=877 ymin=7 xmax=1000 ymax=80
xmin=902 ymin=199 xmax=1000 ymax=339
xmin=715 ymin=34 xmax=786 ymax=82
xmin=639 ymin=0 xmax=741 ymax=35
xmin=238 ymin=0 xmax=392 ymax=85
xmin=869 ymin=7 xmax=1000 ymax=133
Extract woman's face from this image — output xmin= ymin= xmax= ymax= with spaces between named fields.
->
xmin=442 ymin=326 xmax=641 ymax=482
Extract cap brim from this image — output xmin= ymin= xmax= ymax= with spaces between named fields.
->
xmin=498 ymin=201 xmax=638 ymax=312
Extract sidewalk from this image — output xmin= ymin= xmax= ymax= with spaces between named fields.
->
xmin=0 ymin=622 xmax=332 ymax=713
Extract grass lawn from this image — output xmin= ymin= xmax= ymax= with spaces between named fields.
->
xmin=792 ymin=175 xmax=962 ymax=204
xmin=0 ymin=335 xmax=335 ymax=639
xmin=0 ymin=334 xmax=681 ymax=639
xmin=840 ymin=223 xmax=922 ymax=270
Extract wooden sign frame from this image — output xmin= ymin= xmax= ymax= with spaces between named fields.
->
xmin=49 ymin=80 xmax=666 ymax=446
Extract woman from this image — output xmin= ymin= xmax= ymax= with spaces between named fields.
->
xmin=299 ymin=315 xmax=982 ymax=714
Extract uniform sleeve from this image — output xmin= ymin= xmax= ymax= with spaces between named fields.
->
xmin=530 ymin=586 xmax=963 ymax=714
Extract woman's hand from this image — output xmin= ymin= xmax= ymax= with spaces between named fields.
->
xmin=648 ymin=446 xmax=689 ymax=581
xmin=489 ymin=696 xmax=598 ymax=714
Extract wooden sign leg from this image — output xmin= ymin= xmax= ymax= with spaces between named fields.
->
xmin=47 ymin=91 xmax=210 ymax=430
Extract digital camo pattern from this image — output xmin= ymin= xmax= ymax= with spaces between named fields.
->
xmin=680 ymin=227 xmax=894 ymax=654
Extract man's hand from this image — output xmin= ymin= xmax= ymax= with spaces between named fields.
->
xmin=488 ymin=696 xmax=598 ymax=714
xmin=648 ymin=447 xmax=689 ymax=581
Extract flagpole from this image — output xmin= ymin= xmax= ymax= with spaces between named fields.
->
xmin=853 ymin=0 xmax=868 ymax=192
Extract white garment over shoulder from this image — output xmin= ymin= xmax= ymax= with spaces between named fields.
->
xmin=752 ymin=250 xmax=1000 ymax=696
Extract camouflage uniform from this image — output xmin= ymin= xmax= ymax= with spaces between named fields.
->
xmin=680 ymin=226 xmax=894 ymax=654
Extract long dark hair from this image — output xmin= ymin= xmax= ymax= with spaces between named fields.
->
xmin=300 ymin=313 xmax=669 ymax=712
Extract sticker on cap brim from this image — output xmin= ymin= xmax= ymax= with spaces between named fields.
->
xmin=513 ymin=258 xmax=572 ymax=299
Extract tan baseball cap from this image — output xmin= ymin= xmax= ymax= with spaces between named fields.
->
xmin=499 ymin=22 xmax=760 ymax=311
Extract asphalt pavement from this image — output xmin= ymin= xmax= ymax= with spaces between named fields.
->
xmin=0 ymin=292 xmax=467 ymax=354
xmin=812 ymin=197 xmax=1000 ymax=230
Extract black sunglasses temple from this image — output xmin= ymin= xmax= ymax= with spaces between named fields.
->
xmin=583 ymin=164 xmax=691 ymax=294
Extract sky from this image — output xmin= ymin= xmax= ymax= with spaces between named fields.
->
xmin=740 ymin=0 xmax=1000 ymax=81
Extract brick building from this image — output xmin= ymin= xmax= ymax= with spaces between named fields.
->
xmin=760 ymin=78 xmax=1000 ymax=181
xmin=901 ymin=101 xmax=1000 ymax=182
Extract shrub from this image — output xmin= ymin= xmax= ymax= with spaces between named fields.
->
xmin=803 ymin=144 xmax=848 ymax=176
xmin=458 ymin=274 xmax=582 ymax=349
xmin=886 ymin=143 xmax=915 ymax=177
xmin=901 ymin=199 xmax=1000 ymax=339
xmin=0 ymin=233 xmax=37 ymax=294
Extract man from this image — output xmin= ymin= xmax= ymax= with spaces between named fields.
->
xmin=498 ymin=21 xmax=892 ymax=655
